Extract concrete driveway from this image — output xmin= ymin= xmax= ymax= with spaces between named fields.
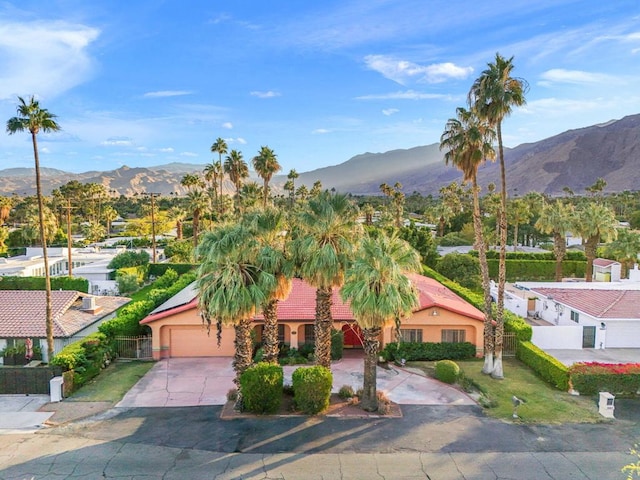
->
xmin=117 ymin=356 xmax=475 ymax=408
xmin=544 ymin=348 xmax=640 ymax=366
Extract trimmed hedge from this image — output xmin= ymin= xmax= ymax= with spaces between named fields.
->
xmin=435 ymin=360 xmax=460 ymax=384
xmin=380 ymin=341 xmax=476 ymax=362
xmin=569 ymin=363 xmax=640 ymax=396
xmin=148 ymin=263 xmax=196 ymax=277
xmin=516 ymin=341 xmax=569 ymax=390
xmin=292 ymin=366 xmax=333 ymax=414
xmin=239 ymin=362 xmax=283 ymax=413
xmin=331 ymin=328 xmax=344 ymax=361
xmin=50 ymin=332 xmax=112 ymax=390
xmin=474 ymin=250 xmax=586 ymax=261
xmin=487 ymin=259 xmax=586 ymax=282
xmin=0 ymin=275 xmax=89 ymax=293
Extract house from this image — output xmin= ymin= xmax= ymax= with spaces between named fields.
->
xmin=501 ymin=279 xmax=640 ymax=350
xmin=592 ymin=258 xmax=621 ymax=282
xmin=0 ymin=290 xmax=130 ymax=362
xmin=140 ymin=273 xmax=485 ymax=360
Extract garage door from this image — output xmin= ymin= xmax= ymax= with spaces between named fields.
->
xmin=605 ymin=321 xmax=640 ymax=348
xmin=169 ymin=326 xmax=235 ymax=357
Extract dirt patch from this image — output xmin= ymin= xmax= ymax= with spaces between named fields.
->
xmin=221 ymin=393 xmax=402 ymax=419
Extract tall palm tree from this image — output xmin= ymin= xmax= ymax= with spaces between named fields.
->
xmin=0 ymin=196 xmax=13 ymax=225
xmin=252 ymin=146 xmax=281 ymax=209
xmin=203 ymin=162 xmax=222 ymax=216
xmin=102 ymin=205 xmax=118 ymax=239
xmin=468 ymin=53 xmax=528 ymax=379
xmin=22 ymin=204 xmax=58 ymax=246
xmin=507 ymin=198 xmax=532 ymax=252
xmin=604 ymin=229 xmax=640 ymax=278
xmin=187 ymin=189 xmax=209 ymax=248
xmin=341 ymin=231 xmax=420 ymax=411
xmin=535 ymin=200 xmax=574 ymax=282
xmin=211 ymin=137 xmax=228 ymax=215
xmin=6 ymin=96 xmax=60 ymax=361
xmin=440 ymin=106 xmax=496 ymax=375
xmin=224 ymin=150 xmax=249 ymax=214
xmin=287 ymin=169 xmax=299 ymax=208
xmin=293 ymin=192 xmax=361 ymax=368
xmin=574 ymin=203 xmax=618 ymax=282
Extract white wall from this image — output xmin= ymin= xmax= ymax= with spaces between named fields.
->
xmin=532 ymin=325 xmax=583 ymax=349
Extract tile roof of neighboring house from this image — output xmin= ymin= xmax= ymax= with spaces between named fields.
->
xmin=532 ymin=288 xmax=640 ymax=319
xmin=142 ymin=273 xmax=484 ymax=324
xmin=593 ymin=258 xmax=620 ymax=268
xmin=0 ymin=290 xmax=130 ymax=338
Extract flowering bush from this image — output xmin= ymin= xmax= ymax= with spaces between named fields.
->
xmin=569 ymin=362 xmax=640 ymax=396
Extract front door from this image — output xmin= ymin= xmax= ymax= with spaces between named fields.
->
xmin=342 ymin=324 xmax=363 ymax=348
xmin=582 ymin=326 xmax=596 ymax=348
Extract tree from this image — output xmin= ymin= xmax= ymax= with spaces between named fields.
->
xmin=507 ymin=198 xmax=532 ymax=252
xmin=187 ymin=189 xmax=209 ymax=248
xmin=603 ymin=228 xmax=640 ymax=278
xmin=341 ymin=231 xmax=420 ymax=411
xmin=287 ymin=169 xmax=299 ymax=207
xmin=203 ymin=161 xmax=222 ymax=216
xmin=440 ymin=106 xmax=496 ymax=374
xmin=535 ymin=200 xmax=574 ymax=281
xmin=224 ymin=150 xmax=249 ymax=214
xmin=7 ymin=96 xmax=61 ymax=360
xmin=180 ymin=173 xmax=204 ymax=193
xmin=252 ymin=146 xmax=281 ymax=209
xmin=293 ymin=192 xmax=361 ymax=368
xmin=22 ymin=204 xmax=58 ymax=246
xmin=0 ymin=196 xmax=13 ymax=225
xmin=436 ymin=253 xmax=481 ymax=290
xmin=573 ymin=203 xmax=618 ymax=282
xmin=102 ymin=205 xmax=118 ymax=239
xmin=210 ymin=137 xmax=228 ymax=216
xmin=468 ymin=53 xmax=528 ymax=379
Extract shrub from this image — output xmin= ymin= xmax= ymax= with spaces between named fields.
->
xmin=0 ymin=275 xmax=88 ymax=292
xmin=50 ymin=332 xmax=112 ymax=389
xmin=292 ymin=366 xmax=333 ymax=414
xmin=239 ymin=362 xmax=284 ymax=414
xmin=436 ymin=253 xmax=481 ymax=290
xmin=380 ymin=341 xmax=476 ymax=362
xmin=152 ymin=268 xmax=178 ymax=289
xmin=331 ymin=328 xmax=344 ymax=360
xmin=148 ymin=262 xmax=196 ymax=277
xmin=569 ymin=362 xmax=640 ymax=396
xmin=338 ymin=385 xmax=355 ymax=399
xmin=108 ymin=250 xmax=150 ymax=269
xmin=376 ymin=391 xmax=392 ymax=415
xmin=435 ymin=360 xmax=460 ymax=384
xmin=116 ymin=272 xmax=140 ymax=295
xmin=516 ymin=341 xmax=569 ymax=390
xmin=227 ymin=388 xmax=238 ymax=402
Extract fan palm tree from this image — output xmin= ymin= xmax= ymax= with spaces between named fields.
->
xmin=203 ymin=162 xmax=222 ymax=215
xmin=574 ymin=203 xmax=618 ymax=282
xmin=293 ymin=191 xmax=361 ymax=368
xmin=252 ymin=146 xmax=281 ymax=209
xmin=440 ymin=106 xmax=496 ymax=374
xmin=468 ymin=53 xmax=528 ymax=379
xmin=341 ymin=231 xmax=420 ymax=411
xmin=224 ymin=150 xmax=249 ymax=213
xmin=535 ymin=200 xmax=574 ymax=282
xmin=6 ymin=96 xmax=60 ymax=360
xmin=604 ymin=229 xmax=640 ymax=278
xmin=507 ymin=198 xmax=532 ymax=252
xmin=169 ymin=205 xmax=187 ymax=240
xmin=22 ymin=204 xmax=58 ymax=246
xmin=102 ymin=205 xmax=118 ymax=239
xmin=187 ymin=189 xmax=209 ymax=248
xmin=211 ymin=137 xmax=228 ymax=215
xmin=0 ymin=196 xmax=13 ymax=225
xmin=287 ymin=169 xmax=299 ymax=208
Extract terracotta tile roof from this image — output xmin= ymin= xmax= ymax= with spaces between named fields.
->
xmin=142 ymin=274 xmax=484 ymax=323
xmin=532 ymin=287 xmax=640 ymax=319
xmin=0 ymin=290 xmax=130 ymax=338
xmin=593 ymin=258 xmax=620 ymax=268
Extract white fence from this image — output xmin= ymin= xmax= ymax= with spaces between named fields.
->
xmin=531 ymin=325 xmax=583 ymax=349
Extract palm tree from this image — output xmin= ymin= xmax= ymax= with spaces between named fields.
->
xmin=293 ymin=191 xmax=361 ymax=368
xmin=203 ymin=162 xmax=222 ymax=216
xmin=22 ymin=204 xmax=58 ymax=246
xmin=6 ymin=96 xmax=60 ymax=361
xmin=341 ymin=231 xmax=420 ymax=411
xmin=196 ymin=224 xmax=269 ymax=386
xmin=102 ymin=205 xmax=118 ymax=239
xmin=169 ymin=205 xmax=187 ymax=240
xmin=186 ymin=189 xmax=209 ymax=248
xmin=535 ymin=200 xmax=574 ymax=282
xmin=211 ymin=137 xmax=228 ymax=215
xmin=468 ymin=53 xmax=528 ymax=379
xmin=507 ymin=198 xmax=532 ymax=252
xmin=440 ymin=106 xmax=496 ymax=375
xmin=180 ymin=173 xmax=204 ymax=194
xmin=252 ymin=146 xmax=281 ymax=209
xmin=239 ymin=182 xmax=263 ymax=211
xmin=574 ymin=203 xmax=618 ymax=282
xmin=224 ymin=150 xmax=249 ymax=213
xmin=604 ymin=229 xmax=640 ymax=278
xmin=287 ymin=169 xmax=299 ymax=208
xmin=0 ymin=196 xmax=13 ymax=225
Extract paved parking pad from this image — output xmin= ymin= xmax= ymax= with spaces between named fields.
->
xmin=117 ymin=356 xmax=475 ymax=408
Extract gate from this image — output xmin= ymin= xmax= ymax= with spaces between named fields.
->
xmin=503 ymin=333 xmax=518 ymax=357
xmin=113 ymin=336 xmax=152 ymax=359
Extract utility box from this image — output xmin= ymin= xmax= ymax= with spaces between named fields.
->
xmin=598 ymin=391 xmax=615 ymax=418
xmin=50 ymin=376 xmax=64 ymax=403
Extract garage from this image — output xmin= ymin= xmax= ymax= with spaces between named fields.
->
xmin=168 ymin=326 xmax=235 ymax=357
xmin=605 ymin=321 xmax=640 ymax=348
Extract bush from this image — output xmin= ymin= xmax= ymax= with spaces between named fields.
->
xmin=50 ymin=332 xmax=112 ymax=389
xmin=569 ymin=362 xmax=640 ymax=396
xmin=292 ymin=366 xmax=333 ymax=414
xmin=331 ymin=328 xmax=344 ymax=360
xmin=436 ymin=253 xmax=481 ymax=290
xmin=435 ymin=360 xmax=460 ymax=384
xmin=239 ymin=362 xmax=284 ymax=414
xmin=148 ymin=262 xmax=196 ymax=277
xmin=0 ymin=275 xmax=88 ymax=292
xmin=380 ymin=341 xmax=476 ymax=362
xmin=152 ymin=268 xmax=178 ymax=289
xmin=116 ymin=272 xmax=140 ymax=295
xmin=108 ymin=250 xmax=150 ymax=269
xmin=338 ymin=385 xmax=355 ymax=399
xmin=486 ymin=259 xmax=586 ymax=282
xmin=516 ymin=341 xmax=569 ymax=390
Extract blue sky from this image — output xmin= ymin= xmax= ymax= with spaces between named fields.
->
xmin=1 ymin=1 xmax=640 ymax=174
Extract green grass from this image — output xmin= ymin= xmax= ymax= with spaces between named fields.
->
xmin=126 ymin=283 xmax=157 ymax=304
xmin=409 ymin=357 xmax=603 ymax=424
xmin=68 ymin=361 xmax=154 ymax=402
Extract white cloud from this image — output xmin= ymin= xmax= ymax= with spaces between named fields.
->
xmin=180 ymin=151 xmax=198 ymax=157
xmin=157 ymin=147 xmax=174 ymax=153
xmin=539 ymin=69 xmax=615 ymax=85
xmin=520 ymin=97 xmax=601 ymax=116
xmin=364 ymin=55 xmax=473 ymax=85
xmin=101 ymin=137 xmax=134 ymax=147
xmin=382 ymin=108 xmax=399 ymax=116
xmin=312 ymin=128 xmax=331 ymax=134
xmin=0 ymin=20 xmax=99 ymax=100
xmin=40 ymin=147 xmax=51 ymax=154
xmin=222 ymin=122 xmax=233 ymax=129
xmin=143 ymin=90 xmax=193 ymax=98
xmin=232 ymin=137 xmax=247 ymax=145
xmin=356 ymin=90 xmax=452 ymax=101
xmin=250 ymin=90 xmax=281 ymax=98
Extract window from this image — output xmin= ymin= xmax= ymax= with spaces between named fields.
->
xmin=278 ymin=324 xmax=285 ymax=343
xmin=570 ymin=310 xmax=579 ymax=323
xmin=441 ymin=329 xmax=466 ymax=343
xmin=303 ymin=324 xmax=315 ymax=344
xmin=400 ymin=329 xmax=423 ymax=343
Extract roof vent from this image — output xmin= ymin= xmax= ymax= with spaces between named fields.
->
xmin=82 ymin=296 xmax=96 ymax=310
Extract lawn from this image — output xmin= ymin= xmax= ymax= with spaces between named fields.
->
xmin=68 ymin=360 xmax=154 ymax=402
xmin=409 ymin=357 xmax=603 ymax=424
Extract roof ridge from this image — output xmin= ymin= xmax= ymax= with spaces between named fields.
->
xmin=54 ymin=291 xmax=80 ymax=336
xmin=599 ymin=290 xmax=626 ymax=317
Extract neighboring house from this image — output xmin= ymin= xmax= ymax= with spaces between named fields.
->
xmin=0 ymin=290 xmax=130 ymax=363
xmin=592 ymin=258 xmax=621 ymax=282
xmin=501 ymin=279 xmax=640 ymax=350
xmin=140 ymin=273 xmax=485 ymax=360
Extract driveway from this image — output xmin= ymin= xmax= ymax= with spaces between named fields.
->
xmin=544 ymin=348 xmax=640 ymax=366
xmin=117 ymin=356 xmax=475 ymax=408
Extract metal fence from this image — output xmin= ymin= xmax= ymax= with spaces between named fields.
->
xmin=0 ymin=366 xmax=63 ymax=394
xmin=113 ymin=336 xmax=152 ymax=359
xmin=503 ymin=333 xmax=518 ymax=357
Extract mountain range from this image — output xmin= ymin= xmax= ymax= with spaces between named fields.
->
xmin=2 ymin=113 xmax=640 ymax=197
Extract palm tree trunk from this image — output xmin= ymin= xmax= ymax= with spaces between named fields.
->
xmin=32 ymin=132 xmax=54 ymax=361
xmin=585 ymin=237 xmax=597 ymax=282
xmin=193 ymin=210 xmax=200 ymax=248
xmin=553 ymin=232 xmax=566 ymax=282
xmin=233 ymin=318 xmax=254 ymax=386
xmin=361 ymin=327 xmax=381 ymax=412
xmin=263 ymin=179 xmax=269 ymax=209
xmin=314 ymin=286 xmax=333 ymax=369
xmin=176 ymin=219 xmax=183 ymax=240
xmin=513 ymin=223 xmax=519 ymax=252
xmin=262 ymin=300 xmax=279 ymax=363
xmin=472 ymin=181 xmax=494 ymax=375
xmin=494 ymin=122 xmax=507 ymax=379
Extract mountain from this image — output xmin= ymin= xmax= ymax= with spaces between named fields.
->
xmin=2 ymin=113 xmax=640 ymax=197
